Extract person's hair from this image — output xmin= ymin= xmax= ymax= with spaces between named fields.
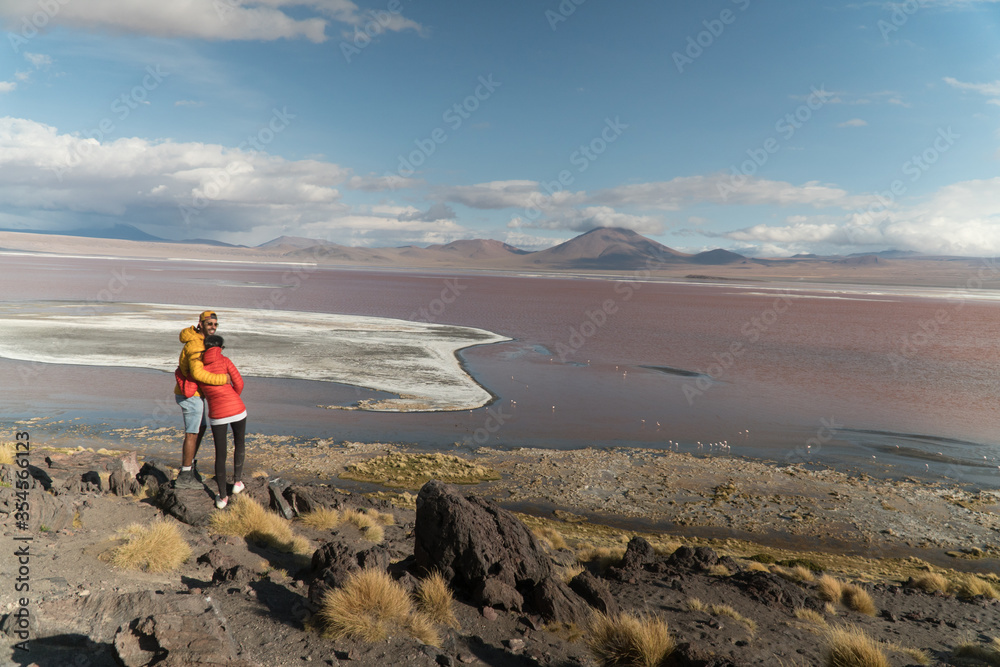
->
xmin=204 ymin=335 xmax=225 ymax=349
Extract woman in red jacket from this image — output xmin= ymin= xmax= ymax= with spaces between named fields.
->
xmin=197 ymin=335 xmax=247 ymax=509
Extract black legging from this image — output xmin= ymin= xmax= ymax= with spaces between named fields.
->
xmin=211 ymin=417 xmax=246 ymax=498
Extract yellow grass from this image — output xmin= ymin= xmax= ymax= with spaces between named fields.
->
xmin=299 ymin=507 xmax=343 ymax=530
xmin=745 ymin=561 xmax=770 ymax=573
xmin=708 ymin=604 xmax=757 ymax=635
xmin=340 ymin=452 xmax=499 ymax=488
xmin=340 ymin=509 xmax=387 ymax=542
xmin=416 ymin=572 xmax=460 ymax=629
xmin=841 ymin=584 xmax=876 ymax=616
xmin=817 ymin=575 xmax=845 ymax=602
xmin=319 ymin=569 xmax=440 ymax=646
xmin=954 ymin=636 xmax=1000 ymax=666
xmin=794 ymin=608 xmax=827 ymax=626
xmin=952 ymin=574 xmax=1000 ymax=600
xmin=534 ymin=526 xmax=569 ymax=551
xmin=824 ymin=624 xmax=890 ymax=667
xmin=576 ymin=544 xmax=627 ymax=572
xmin=0 ymin=442 xmax=15 ymax=465
xmin=886 ymin=643 xmax=932 ymax=666
xmin=561 ymin=564 xmax=586 ymax=584
xmin=906 ymin=572 xmax=948 ymax=594
xmin=686 ymin=598 xmax=707 ymax=613
xmin=586 ymin=611 xmax=675 ymax=667
xmin=209 ymin=495 xmax=312 ymax=555
xmin=108 ymin=520 xmax=192 ymax=573
xmin=707 ymin=564 xmax=732 ymax=577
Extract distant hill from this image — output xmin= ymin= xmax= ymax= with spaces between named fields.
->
xmin=426 ymin=238 xmax=530 ymax=260
xmin=527 ymin=227 xmax=690 ymax=269
xmin=689 ymin=249 xmax=748 ymax=265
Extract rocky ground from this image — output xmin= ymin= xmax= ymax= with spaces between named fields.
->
xmin=1 ymin=443 xmax=999 ymax=667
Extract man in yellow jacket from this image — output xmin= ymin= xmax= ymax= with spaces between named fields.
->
xmin=173 ymin=310 xmax=231 ymax=489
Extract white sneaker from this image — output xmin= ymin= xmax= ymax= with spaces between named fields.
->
xmin=215 ymin=496 xmax=229 ymax=509
xmin=232 ymin=481 xmax=245 ymax=495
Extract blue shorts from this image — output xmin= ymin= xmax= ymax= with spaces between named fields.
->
xmin=175 ymin=394 xmax=207 ymax=433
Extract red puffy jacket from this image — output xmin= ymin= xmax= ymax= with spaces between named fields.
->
xmin=196 ymin=347 xmax=246 ymax=420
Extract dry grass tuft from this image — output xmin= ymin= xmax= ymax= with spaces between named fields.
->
xmin=0 ymin=442 xmax=15 ymax=465
xmin=952 ymin=574 xmax=1000 ymax=600
xmin=533 ymin=526 xmax=568 ymax=551
xmin=686 ymin=598 xmax=707 ymax=613
xmin=708 ymin=604 xmax=757 ymax=635
xmin=954 ymin=636 xmax=1000 ymax=666
xmin=108 ymin=520 xmax=191 ymax=573
xmin=299 ymin=507 xmax=343 ymax=530
xmin=707 ymin=564 xmax=732 ymax=578
xmin=841 ymin=584 xmax=876 ymax=616
xmin=341 ymin=508 xmax=388 ymax=542
xmin=561 ymin=564 xmax=585 ymax=584
xmin=319 ymin=569 xmax=440 ymax=646
xmin=794 ymin=608 xmax=827 ymax=626
xmin=824 ymin=624 xmax=890 ymax=667
xmin=586 ymin=611 xmax=675 ymax=667
xmin=906 ymin=572 xmax=948 ymax=594
xmin=886 ymin=643 xmax=932 ymax=666
xmin=817 ymin=575 xmax=845 ymax=602
xmin=744 ymin=561 xmax=770 ymax=573
xmin=209 ymin=495 xmax=312 ymax=555
xmin=415 ymin=571 xmax=460 ymax=629
xmin=576 ymin=544 xmax=627 ymax=572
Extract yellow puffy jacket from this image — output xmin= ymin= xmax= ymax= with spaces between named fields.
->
xmin=173 ymin=326 xmax=229 ymax=397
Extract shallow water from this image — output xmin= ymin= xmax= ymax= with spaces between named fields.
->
xmin=1 ymin=253 xmax=999 ymax=489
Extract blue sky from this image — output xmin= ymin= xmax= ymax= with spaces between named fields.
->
xmin=1 ymin=0 xmax=998 ymax=255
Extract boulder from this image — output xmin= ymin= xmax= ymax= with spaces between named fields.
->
xmin=107 ymin=451 xmax=141 ymax=478
xmin=136 ymin=459 xmax=172 ymax=496
xmin=619 ymin=536 xmax=656 ymax=570
xmin=414 ymin=480 xmax=589 ymax=622
xmin=157 ymin=486 xmax=213 ymax=527
xmin=109 ymin=469 xmax=141 ymax=497
xmin=729 ymin=570 xmax=822 ymax=612
xmin=667 ymin=546 xmax=719 ymax=571
xmin=569 ymin=570 xmax=619 ymax=615
xmin=268 ymin=478 xmax=294 ymax=520
xmin=283 ymin=485 xmax=321 ymax=516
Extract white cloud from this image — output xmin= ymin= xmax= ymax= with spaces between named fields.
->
xmin=838 ymin=118 xmax=868 ymax=127
xmin=347 ymin=173 xmax=424 ymax=192
xmin=502 ymin=230 xmax=566 ymax=251
xmin=0 ymin=82 xmax=16 ymax=93
xmin=24 ymin=52 xmax=52 ymax=68
xmin=943 ymin=77 xmax=1000 ymax=104
xmin=717 ymin=177 xmax=1000 ymax=255
xmin=0 ymin=0 xmax=425 ymax=43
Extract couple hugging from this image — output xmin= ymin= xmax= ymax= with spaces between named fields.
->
xmin=172 ymin=310 xmax=248 ymax=509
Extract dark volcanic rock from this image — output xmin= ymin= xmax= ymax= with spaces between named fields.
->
xmin=284 ymin=484 xmax=321 ymax=516
xmin=570 ymin=570 xmax=619 ymax=615
xmin=667 ymin=642 xmax=738 ymax=666
xmin=157 ymin=486 xmax=213 ymax=527
xmin=268 ymin=478 xmax=294 ymax=519
xmin=414 ymin=480 xmax=588 ymax=622
xmin=729 ymin=570 xmax=823 ymax=611
xmin=667 ymin=546 xmax=719 ymax=571
xmin=136 ymin=459 xmax=172 ymax=495
xmin=619 ymin=536 xmax=656 ymax=570
xmin=109 ymin=469 xmax=141 ymax=496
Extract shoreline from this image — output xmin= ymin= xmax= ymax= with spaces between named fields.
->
xmin=9 ymin=423 xmax=999 ymax=578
